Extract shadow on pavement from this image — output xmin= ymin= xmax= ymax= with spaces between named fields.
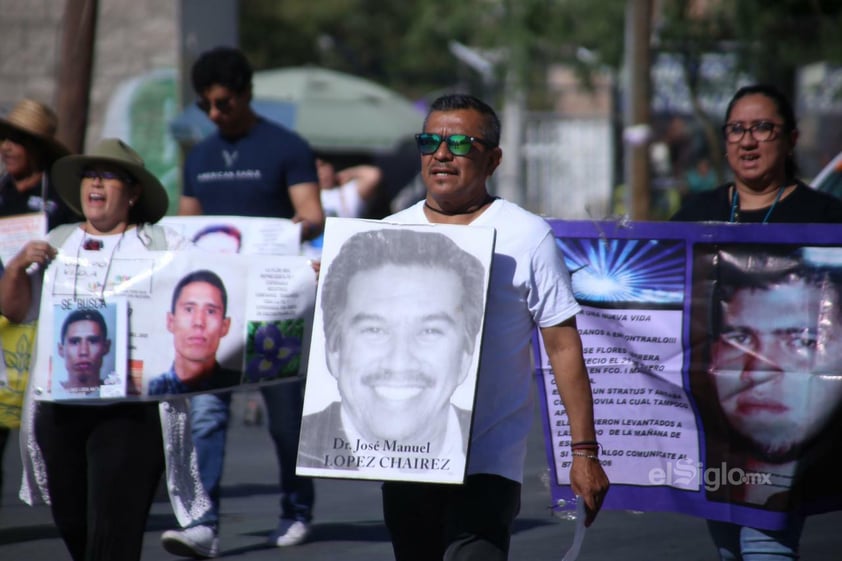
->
xmin=0 ymin=523 xmax=60 ymax=545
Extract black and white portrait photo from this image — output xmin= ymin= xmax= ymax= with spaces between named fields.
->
xmin=297 ymin=218 xmax=494 ymax=483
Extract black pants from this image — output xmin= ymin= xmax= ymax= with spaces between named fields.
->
xmin=382 ymin=474 xmax=521 ymax=561
xmin=34 ymin=401 xmax=165 ymax=561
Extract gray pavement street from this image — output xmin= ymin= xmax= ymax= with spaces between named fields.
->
xmin=1 ymin=392 xmax=840 ymax=560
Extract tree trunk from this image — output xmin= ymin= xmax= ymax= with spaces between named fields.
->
xmin=55 ymin=0 xmax=98 ymax=154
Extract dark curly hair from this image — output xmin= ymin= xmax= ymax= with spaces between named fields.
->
xmin=191 ymin=46 xmax=253 ymax=95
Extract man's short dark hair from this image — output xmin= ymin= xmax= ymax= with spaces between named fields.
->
xmin=711 ymin=245 xmax=842 ymax=339
xmin=171 ymin=269 xmax=229 ymax=316
xmin=61 ymin=309 xmax=108 ymax=342
xmin=425 ymin=94 xmax=501 ymax=147
xmin=191 ymin=46 xmax=253 ymax=95
xmin=321 ymin=228 xmax=485 ymax=353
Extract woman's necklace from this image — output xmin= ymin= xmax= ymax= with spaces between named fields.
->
xmin=729 ymin=185 xmax=786 ymax=223
xmin=73 ymin=225 xmax=127 ymax=301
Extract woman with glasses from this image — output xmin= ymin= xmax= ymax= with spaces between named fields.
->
xmin=672 ymin=84 xmax=842 ymax=223
xmin=673 ymin=86 xmax=842 ymax=560
xmin=0 ymin=139 xmax=207 ymax=561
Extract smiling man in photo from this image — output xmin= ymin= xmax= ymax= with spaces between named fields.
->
xmin=297 ymin=228 xmax=485 ymax=468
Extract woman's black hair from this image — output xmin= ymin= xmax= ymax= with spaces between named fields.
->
xmin=725 ymin=84 xmax=800 ymax=181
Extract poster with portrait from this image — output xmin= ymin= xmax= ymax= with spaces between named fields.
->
xmin=49 ymin=299 xmax=128 ymax=401
xmin=297 ymin=217 xmax=495 ymax=484
xmin=160 ymin=215 xmax=301 ymax=256
xmin=30 ymin=249 xmax=316 ymax=401
xmin=537 ymin=220 xmax=842 ymax=531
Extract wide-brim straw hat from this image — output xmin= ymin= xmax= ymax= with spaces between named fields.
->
xmin=52 ymin=138 xmax=169 ymax=224
xmin=0 ymin=98 xmax=71 ymax=165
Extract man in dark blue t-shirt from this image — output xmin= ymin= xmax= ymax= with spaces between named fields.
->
xmin=161 ymin=46 xmax=322 ymax=559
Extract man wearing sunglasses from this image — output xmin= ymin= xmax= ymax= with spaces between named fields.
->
xmin=161 ymin=46 xmax=321 ymax=557
xmin=383 ymin=94 xmax=609 ymax=561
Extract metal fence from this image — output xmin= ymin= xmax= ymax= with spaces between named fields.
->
xmin=521 ymin=112 xmax=615 ymax=220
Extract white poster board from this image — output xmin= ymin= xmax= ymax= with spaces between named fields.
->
xmin=31 ymin=250 xmax=315 ymax=401
xmin=297 ymin=217 xmax=495 ymax=484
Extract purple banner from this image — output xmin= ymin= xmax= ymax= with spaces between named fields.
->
xmin=535 ymin=220 xmax=842 ymax=530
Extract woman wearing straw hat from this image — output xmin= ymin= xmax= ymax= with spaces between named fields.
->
xmin=0 ymin=138 xmax=210 ymax=561
xmin=0 ymin=98 xmax=78 ymax=229
xmin=0 ymin=99 xmax=76 ymax=520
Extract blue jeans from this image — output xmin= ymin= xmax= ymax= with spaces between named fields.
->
xmin=190 ymin=379 xmax=315 ymax=527
xmin=706 ymin=519 xmax=804 ymax=561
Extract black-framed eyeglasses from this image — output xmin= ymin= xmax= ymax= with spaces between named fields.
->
xmin=415 ymin=133 xmax=495 ymax=156
xmin=80 ymin=169 xmax=133 ymax=183
xmin=722 ymin=121 xmax=784 ymax=144
xmin=196 ymin=96 xmax=234 ymax=115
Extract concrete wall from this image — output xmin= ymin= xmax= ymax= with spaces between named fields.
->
xmin=0 ymin=0 xmax=64 ymax=110
xmin=0 ymin=0 xmax=178 ymax=148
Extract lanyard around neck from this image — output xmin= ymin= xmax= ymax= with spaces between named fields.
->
xmin=729 ymin=185 xmax=785 ymax=224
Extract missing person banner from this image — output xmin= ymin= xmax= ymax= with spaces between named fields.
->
xmin=31 ymin=250 xmax=316 ymax=401
xmin=159 ymin=215 xmax=302 ymax=256
xmin=296 ymin=217 xmax=495 ymax=484
xmin=537 ymin=220 xmax=842 ymax=531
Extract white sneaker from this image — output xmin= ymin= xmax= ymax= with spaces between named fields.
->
xmin=269 ymin=519 xmax=310 ymax=547
xmin=161 ymin=524 xmax=219 ymax=558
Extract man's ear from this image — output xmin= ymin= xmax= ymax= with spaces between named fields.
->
xmin=485 ymin=146 xmax=502 ymax=178
xmin=325 ymin=337 xmax=340 ymax=381
xmin=457 ymin=350 xmax=472 ymax=386
xmin=104 ymin=338 xmax=112 ymax=358
xmin=221 ymin=316 xmax=231 ymax=338
xmin=788 ymin=128 xmax=799 ymax=152
xmin=58 ymin=343 xmax=65 ymax=359
xmin=166 ymin=311 xmax=174 ymax=334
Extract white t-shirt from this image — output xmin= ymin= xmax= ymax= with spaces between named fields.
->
xmin=387 ymin=199 xmax=580 ymax=483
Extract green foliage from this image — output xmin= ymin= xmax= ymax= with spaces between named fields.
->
xmin=239 ymin=0 xmax=842 ymax=107
xmin=239 ymin=0 xmax=627 ymax=102
xmin=240 ymin=0 xmax=477 ymax=98
xmin=657 ymin=0 xmax=842 ymax=94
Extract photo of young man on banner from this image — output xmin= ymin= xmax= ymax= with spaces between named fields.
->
xmin=147 ymin=269 xmax=242 ymax=396
xmin=51 ymin=302 xmax=126 ymax=400
xmin=688 ymin=244 xmax=842 ymax=511
xmin=160 ymin=215 xmax=301 ymax=257
xmin=27 ymin=247 xmax=314 ymax=401
xmin=297 ymin=218 xmax=494 ymax=484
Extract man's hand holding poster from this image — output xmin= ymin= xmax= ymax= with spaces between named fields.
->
xmin=296 ymin=217 xmax=495 ymax=484
xmin=31 ymin=249 xmax=315 ymax=401
xmin=537 ymin=220 xmax=842 ymax=531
